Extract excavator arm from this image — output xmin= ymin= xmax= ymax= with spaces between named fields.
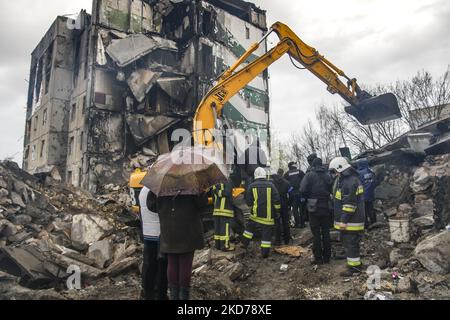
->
xmin=193 ymin=22 xmax=401 ymax=146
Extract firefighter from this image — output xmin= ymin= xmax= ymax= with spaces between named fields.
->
xmin=329 ymin=157 xmax=366 ymax=277
xmin=284 ymin=162 xmax=305 ymax=228
xmin=242 ymin=167 xmax=282 ymax=258
xmin=211 ymin=181 xmax=236 ymax=252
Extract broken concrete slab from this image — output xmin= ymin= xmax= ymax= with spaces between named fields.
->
xmin=0 ymin=219 xmax=18 ymax=238
xmin=10 ymin=192 xmax=26 ymax=208
xmin=71 ymin=214 xmax=114 ymax=251
xmin=425 ymin=134 xmax=450 ymax=155
xmin=414 ymin=231 xmax=450 ymax=274
xmin=106 ymin=34 xmax=177 ymax=67
xmin=106 ymin=257 xmax=139 ymax=277
xmin=223 ymin=262 xmax=244 ymax=281
xmin=157 ymin=77 xmax=191 ymax=104
xmin=0 ymin=271 xmax=64 ymax=300
xmin=0 ymin=246 xmax=52 ymax=287
xmin=127 ymin=69 xmax=162 ymax=102
xmin=126 ymin=114 xmax=180 ymax=146
xmin=412 ymin=216 xmax=435 ymax=229
xmin=49 ymin=252 xmax=104 ymax=279
xmin=88 ymin=239 xmax=113 ymax=269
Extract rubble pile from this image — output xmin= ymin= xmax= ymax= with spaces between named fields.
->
xmin=372 ymin=155 xmax=450 ymax=233
xmin=0 ymin=161 xmax=141 ymax=300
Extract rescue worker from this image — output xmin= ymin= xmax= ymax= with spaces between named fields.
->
xmin=140 ymin=187 xmax=168 ymax=300
xmin=242 ymin=167 xmax=282 ymax=258
xmin=329 ymin=157 xmax=366 ymax=277
xmin=211 ymin=181 xmax=235 ymax=251
xmin=300 ymin=158 xmax=332 ymax=265
xmin=284 ymin=162 xmax=305 ymax=228
xmin=271 ymin=169 xmax=292 ymax=245
xmin=356 ymin=158 xmax=377 ymax=228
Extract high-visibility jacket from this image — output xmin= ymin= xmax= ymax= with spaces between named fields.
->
xmin=212 ymin=183 xmax=235 ymax=218
xmin=333 ymin=168 xmax=366 ymax=232
xmin=245 ymin=178 xmax=281 ymax=226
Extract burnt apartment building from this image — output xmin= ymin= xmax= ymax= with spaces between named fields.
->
xmin=23 ymin=0 xmax=269 ymax=192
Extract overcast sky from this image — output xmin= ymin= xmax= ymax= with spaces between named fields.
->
xmin=1 ymin=0 xmax=449 ymax=165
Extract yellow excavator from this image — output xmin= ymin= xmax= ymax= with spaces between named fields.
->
xmin=130 ymin=21 xmax=401 ymax=209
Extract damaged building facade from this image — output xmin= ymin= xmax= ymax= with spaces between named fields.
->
xmin=23 ymin=0 xmax=269 ymax=192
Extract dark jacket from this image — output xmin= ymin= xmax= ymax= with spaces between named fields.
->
xmin=356 ymin=159 xmax=376 ymax=202
xmin=271 ymin=174 xmax=291 ymax=208
xmin=211 ymin=183 xmax=234 ymax=218
xmin=284 ymin=167 xmax=305 ymax=194
xmin=150 ymin=194 xmax=208 ymax=254
xmin=246 ymin=178 xmax=281 ymax=226
xmin=299 ymin=165 xmax=332 ymax=209
xmin=333 ymin=168 xmax=366 ymax=232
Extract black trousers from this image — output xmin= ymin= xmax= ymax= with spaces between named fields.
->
xmin=290 ymin=194 xmax=304 ymax=227
xmin=341 ymin=232 xmax=362 ymax=268
xmin=275 ymin=205 xmax=291 ymax=245
xmin=242 ymin=220 xmax=273 ymax=258
xmin=309 ymin=208 xmax=332 ymax=262
xmin=365 ymin=201 xmax=376 ymax=227
xmin=142 ymin=240 xmax=168 ymax=300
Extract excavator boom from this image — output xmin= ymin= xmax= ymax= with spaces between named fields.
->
xmin=193 ymin=21 xmax=401 ymax=146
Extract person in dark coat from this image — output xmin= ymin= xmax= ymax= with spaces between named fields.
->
xmin=300 ymin=158 xmax=332 ymax=264
xmin=356 ymin=158 xmax=377 ymax=228
xmin=271 ymin=169 xmax=292 ymax=245
xmin=284 ymin=162 xmax=305 ymax=228
xmin=149 ymin=192 xmax=208 ymax=301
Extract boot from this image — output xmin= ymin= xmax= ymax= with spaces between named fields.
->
xmin=169 ymin=286 xmax=179 ymax=301
xmin=179 ymin=287 xmax=190 ymax=301
xmin=339 ymin=266 xmax=362 ymax=277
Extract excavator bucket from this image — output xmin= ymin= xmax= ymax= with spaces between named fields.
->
xmin=345 ymin=93 xmax=401 ymax=125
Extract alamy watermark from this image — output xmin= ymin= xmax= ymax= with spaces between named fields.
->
xmin=66 ymin=265 xmax=82 ymax=290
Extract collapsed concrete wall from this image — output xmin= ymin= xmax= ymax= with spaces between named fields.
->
xmin=23 ymin=0 xmax=270 ymax=192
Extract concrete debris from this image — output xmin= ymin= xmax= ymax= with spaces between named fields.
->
xmin=126 ymin=114 xmax=180 ymax=146
xmin=0 ymin=161 xmax=141 ymax=299
xmin=106 ymin=34 xmax=177 ymax=67
xmin=71 ymin=214 xmax=114 ymax=251
xmin=414 ymin=231 xmax=450 ymax=275
xmin=127 ymin=69 xmax=162 ymax=103
xmin=88 ymin=239 xmax=113 ymax=269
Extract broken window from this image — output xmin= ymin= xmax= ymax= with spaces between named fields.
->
xmin=202 ymin=10 xmax=213 ymax=36
xmin=34 ymin=116 xmax=38 ymax=131
xmin=84 ymin=37 xmax=89 ymax=80
xmin=80 ymin=131 xmax=84 ymax=151
xmin=246 ymin=26 xmax=250 ymax=39
xmin=44 ymin=42 xmax=54 ymax=94
xmin=78 ymin=168 xmax=82 ymax=187
xmin=40 ymin=140 xmax=45 ymax=158
xmin=67 ymin=171 xmax=73 ymax=185
xmin=34 ymin=59 xmax=43 ymax=104
xmin=82 ymin=96 xmax=87 ymax=114
xmin=31 ymin=145 xmax=36 ymax=161
xmin=71 ymin=103 xmax=77 ymax=122
xmin=200 ymin=44 xmax=213 ymax=76
xmin=42 ymin=109 xmax=48 ymax=126
xmin=69 ymin=136 xmax=74 ymax=156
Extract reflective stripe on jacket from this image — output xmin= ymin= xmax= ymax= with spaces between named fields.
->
xmin=333 ymin=168 xmax=366 ymax=232
xmin=212 ymin=183 xmax=235 ymax=218
xmin=245 ymin=178 xmax=281 ymax=226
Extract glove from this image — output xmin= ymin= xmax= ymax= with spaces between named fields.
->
xmin=300 ymin=197 xmax=306 ymax=204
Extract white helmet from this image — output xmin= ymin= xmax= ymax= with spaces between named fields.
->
xmin=254 ymin=167 xmax=267 ymax=180
xmin=329 ymin=157 xmax=351 ymax=173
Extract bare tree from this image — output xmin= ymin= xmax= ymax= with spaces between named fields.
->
xmin=391 ymin=65 xmax=450 ymax=129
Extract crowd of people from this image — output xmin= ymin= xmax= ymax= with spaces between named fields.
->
xmin=138 ymin=153 xmax=377 ymax=301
